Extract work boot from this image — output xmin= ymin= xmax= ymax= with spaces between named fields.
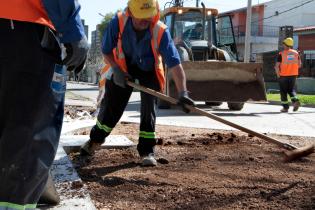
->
xmin=80 ymin=139 xmax=102 ymax=156
xmin=280 ymin=108 xmax=288 ymax=113
xmin=142 ymin=153 xmax=157 ymax=167
xmin=38 ymin=173 xmax=60 ymax=205
xmin=293 ymin=101 xmax=301 ymax=112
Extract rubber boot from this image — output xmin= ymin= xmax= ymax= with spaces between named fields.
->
xmin=142 ymin=153 xmax=157 ymax=166
xmin=38 ymin=173 xmax=60 ymax=205
xmin=293 ymin=101 xmax=301 ymax=112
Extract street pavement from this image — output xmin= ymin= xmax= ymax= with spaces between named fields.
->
xmin=66 ymin=82 xmax=315 ymax=138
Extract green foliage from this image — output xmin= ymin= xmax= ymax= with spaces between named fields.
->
xmin=267 ymin=94 xmax=315 ymax=105
xmin=98 ymin=12 xmax=115 ymax=37
xmin=267 ymin=94 xmax=280 ymax=101
xmin=298 ymin=95 xmax=315 ymax=105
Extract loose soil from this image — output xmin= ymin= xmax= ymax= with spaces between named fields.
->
xmin=70 ymin=122 xmax=315 ymax=210
xmin=64 ymin=106 xmax=96 ymax=119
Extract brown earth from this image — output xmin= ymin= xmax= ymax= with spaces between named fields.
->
xmin=70 ymin=122 xmax=315 ymax=210
xmin=64 ymin=106 xmax=96 ymax=119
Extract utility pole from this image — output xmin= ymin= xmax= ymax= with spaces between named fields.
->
xmin=196 ymin=0 xmax=199 ymax=7
xmin=244 ymin=0 xmax=252 ymax=63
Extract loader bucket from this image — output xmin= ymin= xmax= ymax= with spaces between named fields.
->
xmin=168 ymin=61 xmax=267 ymax=102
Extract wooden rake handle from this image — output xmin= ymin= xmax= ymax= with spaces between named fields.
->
xmin=127 ymin=81 xmax=298 ymax=151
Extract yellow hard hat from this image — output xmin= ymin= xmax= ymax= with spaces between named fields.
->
xmin=128 ymin=0 xmax=158 ymax=19
xmin=283 ymin=37 xmax=294 ymax=47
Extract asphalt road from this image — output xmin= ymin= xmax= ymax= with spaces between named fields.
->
xmin=67 ymin=82 xmax=315 ymax=138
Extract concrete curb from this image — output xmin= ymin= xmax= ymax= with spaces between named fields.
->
xmin=65 ymin=99 xmax=95 ymax=107
xmin=49 ymin=145 xmax=97 ymax=210
xmin=48 ymin=123 xmax=136 ymax=210
xmin=256 ymin=100 xmax=315 ymax=108
xmin=67 ymin=81 xmax=98 ymax=87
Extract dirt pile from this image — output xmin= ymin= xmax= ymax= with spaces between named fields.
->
xmin=70 ymin=122 xmax=315 ymax=210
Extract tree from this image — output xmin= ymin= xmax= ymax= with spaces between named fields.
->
xmin=98 ymin=12 xmax=115 ymax=37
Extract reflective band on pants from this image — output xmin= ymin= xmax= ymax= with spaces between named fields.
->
xmin=0 ymin=202 xmax=36 ymax=210
xmin=139 ymin=131 xmax=156 ymax=139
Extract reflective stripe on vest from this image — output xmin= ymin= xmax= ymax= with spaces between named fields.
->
xmin=151 ymin=21 xmax=167 ymax=91
xmin=279 ymin=49 xmax=299 ymax=76
xmin=113 ymin=10 xmax=166 ymax=91
xmin=0 ymin=0 xmax=55 ymax=30
xmin=99 ymin=65 xmax=110 ymax=91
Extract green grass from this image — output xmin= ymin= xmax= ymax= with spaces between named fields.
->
xmin=267 ymin=93 xmax=315 ymax=105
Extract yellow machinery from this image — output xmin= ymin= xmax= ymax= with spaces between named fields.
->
xmin=161 ymin=1 xmax=266 ymax=110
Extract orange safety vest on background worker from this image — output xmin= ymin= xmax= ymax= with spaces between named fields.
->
xmin=112 ymin=10 xmax=167 ymax=91
xmin=279 ymin=49 xmax=299 ymax=76
xmin=0 ymin=0 xmax=55 ymax=29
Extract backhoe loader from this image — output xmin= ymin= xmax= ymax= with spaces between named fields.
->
xmin=160 ymin=1 xmax=266 ymax=110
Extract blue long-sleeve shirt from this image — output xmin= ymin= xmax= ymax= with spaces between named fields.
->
xmin=102 ymin=14 xmax=181 ymax=72
xmin=42 ymin=0 xmax=85 ymax=43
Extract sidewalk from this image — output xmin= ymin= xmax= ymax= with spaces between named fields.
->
xmin=65 ymin=86 xmax=315 ymax=137
xmin=122 ymin=92 xmax=315 ymax=138
xmin=65 ymin=98 xmax=95 ymax=107
xmin=67 ymin=80 xmax=98 ymax=87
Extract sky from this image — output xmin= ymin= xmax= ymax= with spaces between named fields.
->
xmin=79 ymin=0 xmax=272 ymax=42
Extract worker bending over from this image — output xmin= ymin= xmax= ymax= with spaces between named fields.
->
xmin=81 ymin=0 xmax=195 ymax=166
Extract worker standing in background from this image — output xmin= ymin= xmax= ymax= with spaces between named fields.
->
xmin=80 ymin=0 xmax=195 ymax=166
xmin=274 ymin=37 xmax=301 ymax=113
xmin=0 ymin=1 xmax=88 ymax=209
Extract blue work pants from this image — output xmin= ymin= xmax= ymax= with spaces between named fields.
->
xmin=0 ymin=19 xmax=65 ymax=209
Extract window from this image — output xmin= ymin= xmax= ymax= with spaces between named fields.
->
xmin=303 ymin=50 xmax=315 ymax=77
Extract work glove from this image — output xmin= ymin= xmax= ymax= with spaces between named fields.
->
xmin=63 ymin=36 xmax=89 ymax=73
xmin=178 ymin=91 xmax=195 ymax=113
xmin=112 ymin=66 xmax=131 ymax=88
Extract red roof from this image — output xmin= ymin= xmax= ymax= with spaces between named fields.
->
xmin=294 ymin=26 xmax=315 ymax=32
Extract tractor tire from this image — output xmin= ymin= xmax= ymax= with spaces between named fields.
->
xmin=227 ymin=102 xmax=244 ymax=111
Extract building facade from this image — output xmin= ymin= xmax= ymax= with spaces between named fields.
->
xmin=221 ymin=0 xmax=315 ymax=61
xmin=263 ymin=0 xmax=315 ymax=28
xmin=294 ymin=26 xmax=315 ymax=77
xmin=85 ymin=25 xmax=104 ymax=83
xmin=81 ymin=19 xmax=89 ymax=40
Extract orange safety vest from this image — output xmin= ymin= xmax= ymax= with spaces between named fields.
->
xmin=0 ymin=0 xmax=55 ymax=30
xmin=113 ymin=10 xmax=167 ymax=91
xmin=99 ymin=65 xmax=110 ymax=91
xmin=279 ymin=49 xmax=299 ymax=76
